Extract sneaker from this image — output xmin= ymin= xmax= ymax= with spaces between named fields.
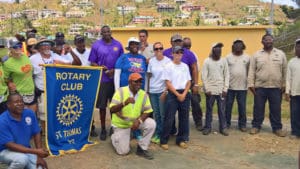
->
xmin=273 ymin=129 xmax=286 ymax=137
xmin=136 ymin=146 xmax=154 ymax=160
xmin=220 ymin=129 xmax=229 ymax=136
xmin=160 ymin=144 xmax=169 ymax=150
xmin=239 ymin=127 xmax=247 ymax=132
xmin=196 ymin=123 xmax=203 ymax=131
xmin=249 ymin=128 xmax=260 ymax=135
xmin=151 ymin=136 xmax=160 ymax=144
xmin=90 ymin=129 xmax=98 ymax=137
xmin=202 ymin=128 xmax=211 ymax=135
xmin=178 ymin=142 xmax=188 ymax=149
xmin=99 ymin=129 xmax=107 ymax=141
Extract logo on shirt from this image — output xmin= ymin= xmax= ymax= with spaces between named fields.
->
xmin=25 ymin=117 xmax=32 ymax=125
xmin=113 ymin=47 xmax=119 ymax=52
xmin=21 ymin=64 xmax=32 ymax=73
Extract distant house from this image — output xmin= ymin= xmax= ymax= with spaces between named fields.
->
xmin=12 ymin=12 xmax=22 ymax=19
xmin=200 ymin=12 xmax=222 ymax=25
xmin=39 ymin=9 xmax=62 ymax=18
xmin=245 ymin=15 xmax=257 ymax=24
xmin=66 ymin=9 xmax=86 ymax=18
xmin=76 ymin=0 xmax=94 ymax=8
xmin=116 ymin=6 xmax=136 ymax=15
xmin=180 ymin=3 xmax=205 ymax=12
xmin=84 ymin=29 xmax=101 ymax=39
xmin=247 ymin=5 xmax=264 ymax=15
xmin=0 ymin=14 xmax=9 ymax=21
xmin=132 ymin=16 xmax=154 ymax=24
xmin=156 ymin=3 xmax=175 ymax=12
xmin=68 ymin=23 xmax=87 ymax=35
xmin=22 ymin=9 xmax=38 ymax=20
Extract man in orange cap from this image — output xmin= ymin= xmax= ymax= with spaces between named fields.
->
xmin=110 ymin=73 xmax=155 ymax=160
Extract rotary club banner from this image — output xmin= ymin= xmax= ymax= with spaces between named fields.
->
xmin=44 ymin=65 xmax=102 ymax=156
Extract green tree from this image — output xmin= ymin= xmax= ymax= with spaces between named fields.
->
xmin=162 ymin=18 xmax=172 ymax=27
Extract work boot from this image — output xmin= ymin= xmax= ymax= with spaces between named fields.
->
xmin=273 ymin=129 xmax=286 ymax=137
xmin=220 ymin=128 xmax=229 ymax=136
xmin=136 ymin=145 xmax=154 ymax=160
xmin=99 ymin=129 xmax=107 ymax=141
xmin=195 ymin=123 xmax=203 ymax=131
xmin=202 ymin=128 xmax=211 ymax=135
xmin=249 ymin=128 xmax=260 ymax=135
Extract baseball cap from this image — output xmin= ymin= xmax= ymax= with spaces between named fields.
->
xmin=126 ymin=37 xmax=140 ymax=50
xmin=9 ymin=40 xmax=22 ymax=49
xmin=295 ymin=38 xmax=300 ymax=44
xmin=128 ymin=73 xmax=143 ymax=81
xmin=171 ymin=34 xmax=183 ymax=42
xmin=55 ymin=32 xmax=65 ymax=38
xmin=74 ymin=35 xmax=85 ymax=43
xmin=211 ymin=42 xmax=224 ymax=48
xmin=172 ymin=46 xmax=184 ymax=53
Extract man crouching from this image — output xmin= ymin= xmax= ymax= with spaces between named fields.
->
xmin=110 ymin=73 xmax=156 ymax=160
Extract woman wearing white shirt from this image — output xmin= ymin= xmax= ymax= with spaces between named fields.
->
xmin=147 ymin=42 xmax=171 ymax=144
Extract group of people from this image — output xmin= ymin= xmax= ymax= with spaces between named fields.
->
xmin=0 ymin=25 xmax=299 ymax=168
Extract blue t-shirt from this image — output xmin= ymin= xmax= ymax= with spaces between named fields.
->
xmin=89 ymin=38 xmax=124 ymax=83
xmin=115 ymin=53 xmax=147 ymax=89
xmin=0 ymin=109 xmax=40 ymax=151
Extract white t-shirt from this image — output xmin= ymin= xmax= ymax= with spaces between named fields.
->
xmin=147 ymin=56 xmax=171 ymax=93
xmin=72 ymin=48 xmax=91 ymax=66
xmin=30 ymin=52 xmax=69 ymax=91
xmin=163 ymin=62 xmax=191 ymax=90
xmin=286 ymin=57 xmax=300 ymax=96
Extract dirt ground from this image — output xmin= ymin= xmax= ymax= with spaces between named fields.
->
xmin=42 ymin=110 xmax=299 ymax=169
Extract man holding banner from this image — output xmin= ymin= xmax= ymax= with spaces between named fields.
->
xmin=110 ymin=73 xmax=156 ymax=160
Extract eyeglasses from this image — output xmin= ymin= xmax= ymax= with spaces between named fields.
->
xmin=175 ymin=51 xmax=183 ymax=54
xmin=154 ymin=47 xmax=163 ymax=51
xmin=133 ymin=80 xmax=142 ymax=84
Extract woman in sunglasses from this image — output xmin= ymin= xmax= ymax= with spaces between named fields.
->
xmin=147 ymin=42 xmax=171 ymax=144
xmin=3 ymin=41 xmax=36 ymax=112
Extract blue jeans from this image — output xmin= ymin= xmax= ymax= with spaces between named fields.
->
xmin=0 ymin=149 xmax=42 ymax=169
xmin=225 ymin=90 xmax=247 ymax=128
xmin=149 ymin=92 xmax=165 ymax=138
xmin=160 ymin=91 xmax=190 ymax=144
xmin=290 ymin=96 xmax=300 ymax=136
xmin=204 ymin=94 xmax=227 ymax=131
xmin=252 ymin=88 xmax=282 ymax=131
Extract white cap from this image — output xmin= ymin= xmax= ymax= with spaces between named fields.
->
xmin=126 ymin=37 xmax=140 ymax=49
xmin=295 ymin=38 xmax=300 ymax=44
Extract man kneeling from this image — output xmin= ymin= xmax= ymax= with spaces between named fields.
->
xmin=0 ymin=93 xmax=48 ymax=169
xmin=110 ymin=73 xmax=156 ymax=160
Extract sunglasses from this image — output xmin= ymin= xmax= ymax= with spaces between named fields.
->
xmin=175 ymin=51 xmax=183 ymax=54
xmin=154 ymin=47 xmax=163 ymax=51
xmin=133 ymin=80 xmax=142 ymax=84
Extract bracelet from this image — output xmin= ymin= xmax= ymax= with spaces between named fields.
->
xmin=194 ymin=84 xmax=199 ymax=87
xmin=138 ymin=118 xmax=143 ymax=124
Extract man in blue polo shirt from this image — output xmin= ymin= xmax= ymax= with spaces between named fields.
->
xmin=0 ymin=93 xmax=48 ymax=169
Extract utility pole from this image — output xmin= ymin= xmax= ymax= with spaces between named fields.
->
xmin=99 ymin=0 xmax=104 ymax=26
xmin=268 ymin=0 xmax=274 ymax=35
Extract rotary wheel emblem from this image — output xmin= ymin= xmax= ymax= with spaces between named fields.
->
xmin=56 ymin=94 xmax=83 ymax=126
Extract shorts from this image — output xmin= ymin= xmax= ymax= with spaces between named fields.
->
xmin=21 ymin=94 xmax=36 ymax=105
xmin=37 ymin=93 xmax=45 ymax=121
xmin=96 ymin=82 xmax=115 ymax=109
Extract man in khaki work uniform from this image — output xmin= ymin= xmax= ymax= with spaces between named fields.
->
xmin=248 ymin=34 xmax=287 ymax=137
xmin=110 ymin=73 xmax=156 ymax=160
